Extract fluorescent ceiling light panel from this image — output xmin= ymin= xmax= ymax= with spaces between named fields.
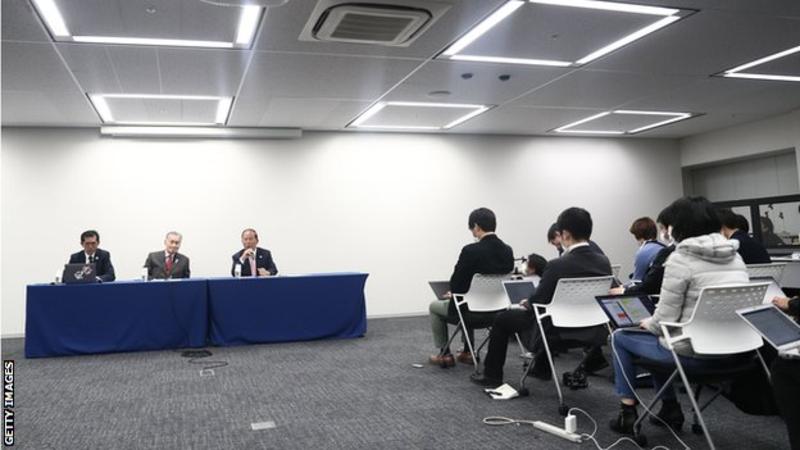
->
xmin=31 ymin=0 xmax=70 ymax=37
xmin=100 ymin=126 xmax=302 ymax=139
xmin=721 ymin=44 xmax=800 ymax=83
xmin=349 ymin=101 xmax=491 ymax=130
xmin=439 ymin=0 xmax=685 ymax=67
xmin=88 ymin=94 xmax=233 ymax=125
xmin=33 ymin=1 xmax=262 ymax=48
xmin=554 ymin=110 xmax=692 ymax=134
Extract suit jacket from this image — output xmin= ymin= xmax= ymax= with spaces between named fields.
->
xmin=231 ymin=247 xmax=278 ymax=277
xmin=449 ymin=234 xmax=514 ymax=294
xmin=144 ymin=251 xmax=190 ymax=280
xmin=557 ymin=239 xmax=605 ymax=256
xmin=531 ymin=244 xmax=612 ymax=305
xmin=731 ymin=230 xmax=771 ymax=264
xmin=68 ymin=248 xmax=115 ymax=282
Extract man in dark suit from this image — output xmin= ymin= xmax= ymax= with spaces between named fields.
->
xmin=68 ymin=230 xmax=115 ymax=282
xmin=428 ymin=208 xmax=514 ymax=367
xmin=144 ymin=231 xmax=190 ymax=280
xmin=548 ymin=222 xmax=604 ymax=256
xmin=231 ymin=228 xmax=278 ymax=277
xmin=718 ymin=208 xmax=771 ymax=264
xmin=472 ymin=207 xmax=612 ymax=387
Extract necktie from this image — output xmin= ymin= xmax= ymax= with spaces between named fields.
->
xmin=89 ymin=255 xmax=95 ymax=264
xmin=249 ymin=255 xmax=257 ymax=277
xmin=166 ymin=255 xmax=174 ymax=275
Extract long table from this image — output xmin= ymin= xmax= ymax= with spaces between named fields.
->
xmin=25 ymin=279 xmax=209 ymax=358
xmin=207 ymin=273 xmax=368 ymax=346
xmin=24 ymin=273 xmax=368 ymax=357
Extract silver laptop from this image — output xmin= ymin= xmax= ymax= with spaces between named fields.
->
xmin=736 ymin=304 xmax=800 ymax=359
xmin=62 ymin=263 xmax=97 ymax=284
xmin=428 ymin=281 xmax=450 ymax=300
xmin=749 ymin=276 xmax=786 ymax=304
xmin=502 ymin=279 xmax=536 ymax=304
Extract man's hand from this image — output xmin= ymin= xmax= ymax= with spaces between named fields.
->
xmin=257 ymin=268 xmax=270 ymax=277
xmin=519 ymin=299 xmax=529 ymax=309
xmin=442 ymin=291 xmax=452 ymax=300
xmin=773 ymin=296 xmax=791 ymax=311
xmin=609 ymin=286 xmax=625 ymax=295
xmin=639 ymin=318 xmax=652 ymax=330
xmin=242 ymin=248 xmax=256 ymax=259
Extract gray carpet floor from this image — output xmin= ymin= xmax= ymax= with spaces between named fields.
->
xmin=1 ymin=316 xmax=791 ymax=449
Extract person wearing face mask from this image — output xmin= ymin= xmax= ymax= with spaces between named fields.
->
xmin=144 ymin=231 xmax=191 ymax=280
xmin=609 ymin=206 xmax=676 ymax=297
xmin=231 ymin=228 xmax=278 ymax=277
xmin=628 ymin=217 xmax=665 ymax=282
xmin=428 ymin=207 xmax=514 ymax=367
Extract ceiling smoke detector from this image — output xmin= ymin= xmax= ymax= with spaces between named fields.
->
xmin=300 ymin=1 xmax=450 ymax=47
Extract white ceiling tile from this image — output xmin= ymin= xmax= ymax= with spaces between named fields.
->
xmin=105 ymin=98 xmax=219 ymax=124
xmin=229 ymin=52 xmax=421 ymax=125
xmin=2 ymin=0 xmax=51 ymax=42
xmin=55 ymin=0 xmax=241 ymax=43
xmin=1 ymin=42 xmax=98 ymax=126
xmin=634 ymin=112 xmax=772 ymax=138
xmin=157 ymin=48 xmax=249 ymax=96
xmin=454 ymin=105 xmax=606 ymax=135
xmin=56 ymin=43 xmax=124 ymax=93
xmin=384 ymin=60 xmax=570 ymax=105
xmin=251 ymin=98 xmax=372 ymax=128
xmin=587 ymin=10 xmax=800 ymax=76
xmin=513 ymin=69 xmax=700 ymax=110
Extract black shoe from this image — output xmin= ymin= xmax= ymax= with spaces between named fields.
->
xmin=563 ymin=369 xmax=589 ymax=390
xmin=581 ymin=350 xmax=610 ymax=374
xmin=609 ymin=403 xmax=639 ymax=435
xmin=649 ymin=400 xmax=684 ymax=431
xmin=470 ymin=372 xmax=503 ymax=388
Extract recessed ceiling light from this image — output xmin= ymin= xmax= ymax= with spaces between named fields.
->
xmin=721 ymin=44 xmax=800 ymax=83
xmin=349 ymin=101 xmax=491 ymax=130
xmin=554 ymin=109 xmax=693 ymax=134
xmin=32 ymin=1 xmax=263 ymax=48
xmin=88 ymin=94 xmax=233 ymax=126
xmin=439 ymin=0 xmax=687 ymax=67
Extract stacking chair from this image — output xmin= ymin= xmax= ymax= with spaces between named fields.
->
xmin=522 ymin=276 xmax=615 ymax=414
xmin=746 ymin=262 xmax=787 ymax=282
xmin=611 ymin=264 xmax=622 ymax=279
xmin=631 ymin=283 xmax=771 ymax=449
xmin=441 ymin=274 xmax=517 ymax=372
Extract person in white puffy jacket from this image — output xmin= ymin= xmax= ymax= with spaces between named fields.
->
xmin=609 ymin=196 xmax=748 ymax=436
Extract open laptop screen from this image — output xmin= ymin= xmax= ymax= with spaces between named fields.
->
xmin=740 ymin=306 xmax=800 ymax=348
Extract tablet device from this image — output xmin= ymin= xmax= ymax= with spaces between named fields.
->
xmin=595 ymin=294 xmax=656 ymax=329
xmin=428 ymin=281 xmax=450 ymax=300
xmin=502 ymin=280 xmax=536 ymax=304
xmin=62 ymin=263 xmax=97 ymax=284
xmin=736 ymin=304 xmax=800 ymax=357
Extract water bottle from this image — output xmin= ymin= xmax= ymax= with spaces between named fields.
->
xmin=234 ymin=263 xmax=242 ymax=278
xmin=54 ymin=270 xmax=62 ymax=284
xmin=141 ymin=266 xmax=148 ymax=282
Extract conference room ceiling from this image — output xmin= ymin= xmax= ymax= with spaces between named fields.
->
xmin=2 ymin=0 xmax=800 ymax=138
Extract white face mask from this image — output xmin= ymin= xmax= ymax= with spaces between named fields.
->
xmin=660 ymin=226 xmax=674 ymax=245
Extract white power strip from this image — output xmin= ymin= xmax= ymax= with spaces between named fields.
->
xmin=533 ymin=420 xmax=582 ymax=443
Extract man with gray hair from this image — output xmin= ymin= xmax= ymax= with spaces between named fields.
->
xmin=144 ymin=231 xmax=191 ymax=279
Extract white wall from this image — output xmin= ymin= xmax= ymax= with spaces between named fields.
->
xmin=680 ymin=109 xmax=800 ymax=170
xmin=1 ymin=128 xmax=683 ymax=336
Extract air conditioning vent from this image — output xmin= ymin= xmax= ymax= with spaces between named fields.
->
xmin=300 ymin=1 xmax=451 ymax=47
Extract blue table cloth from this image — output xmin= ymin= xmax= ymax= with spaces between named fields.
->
xmin=25 ymin=279 xmax=208 ymax=358
xmin=207 ymin=273 xmax=368 ymax=346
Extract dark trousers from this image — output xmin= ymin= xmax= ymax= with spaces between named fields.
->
xmin=772 ymin=357 xmax=800 ymax=450
xmin=483 ymin=309 xmax=536 ymax=379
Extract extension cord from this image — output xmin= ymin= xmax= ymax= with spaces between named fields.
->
xmin=533 ymin=420 xmax=582 ymax=443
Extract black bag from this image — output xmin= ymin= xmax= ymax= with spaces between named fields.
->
xmin=722 ymin=366 xmax=779 ymax=416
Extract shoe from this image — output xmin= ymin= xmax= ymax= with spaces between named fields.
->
xmin=456 ymin=351 xmax=475 ymax=365
xmin=649 ymin=400 xmax=684 ymax=431
xmin=580 ymin=350 xmax=610 ymax=374
xmin=429 ymin=354 xmax=455 ymax=367
xmin=470 ymin=372 xmax=502 ymax=387
xmin=609 ymin=403 xmax=639 ymax=435
xmin=563 ymin=369 xmax=589 ymax=390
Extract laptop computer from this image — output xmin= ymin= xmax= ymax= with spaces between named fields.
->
xmin=502 ymin=279 xmax=537 ymax=304
xmin=749 ymin=276 xmax=786 ymax=304
xmin=62 ymin=263 xmax=97 ymax=284
xmin=428 ymin=281 xmax=450 ymax=300
xmin=595 ymin=294 xmax=656 ymax=329
xmin=736 ymin=304 xmax=800 ymax=359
